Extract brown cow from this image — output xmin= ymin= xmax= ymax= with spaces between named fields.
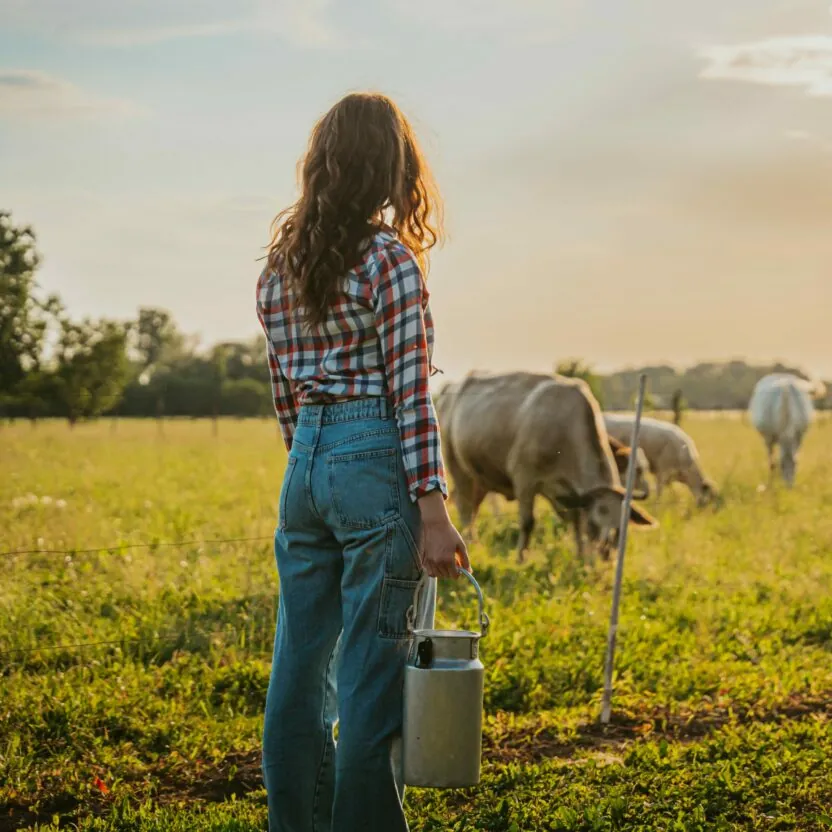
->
xmin=435 ymin=372 xmax=657 ymax=562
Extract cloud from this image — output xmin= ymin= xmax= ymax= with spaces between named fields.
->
xmin=0 ymin=70 xmax=142 ymax=119
xmin=698 ymin=36 xmax=832 ymax=98
xmin=0 ymin=0 xmax=336 ymax=47
xmin=784 ymin=128 xmax=832 ymax=153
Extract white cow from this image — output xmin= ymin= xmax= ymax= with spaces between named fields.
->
xmin=749 ymin=373 xmax=818 ymax=486
xmin=603 ymin=414 xmax=718 ymax=506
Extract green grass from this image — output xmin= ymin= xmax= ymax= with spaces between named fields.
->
xmin=2 ymin=416 xmax=831 ymax=831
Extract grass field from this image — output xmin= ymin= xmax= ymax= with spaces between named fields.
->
xmin=2 ymin=416 xmax=831 ymax=831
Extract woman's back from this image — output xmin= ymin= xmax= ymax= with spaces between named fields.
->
xmin=257 ymin=230 xmax=435 ymax=407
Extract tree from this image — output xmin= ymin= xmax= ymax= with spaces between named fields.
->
xmin=0 ymin=212 xmax=60 ymax=401
xmin=54 ymin=317 xmax=132 ymax=424
xmin=555 ymin=358 xmax=604 ymax=407
xmin=221 ymin=378 xmax=271 ymax=416
xmin=671 ymin=389 xmax=685 ymax=425
xmin=135 ymin=307 xmax=186 ymax=374
xmin=220 ymin=337 xmax=270 ymax=383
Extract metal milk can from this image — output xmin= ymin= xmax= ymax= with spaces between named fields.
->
xmin=403 ymin=568 xmax=490 ymax=788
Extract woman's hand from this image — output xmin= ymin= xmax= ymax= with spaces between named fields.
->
xmin=417 ymin=490 xmax=471 ymax=579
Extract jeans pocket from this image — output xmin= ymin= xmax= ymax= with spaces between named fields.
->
xmin=277 ymin=456 xmax=298 ymax=531
xmin=386 ymin=517 xmax=422 ymax=582
xmin=329 ymin=447 xmax=400 ymax=529
xmin=378 ymin=518 xmax=423 ymax=640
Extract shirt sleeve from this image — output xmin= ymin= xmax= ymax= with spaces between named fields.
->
xmin=373 ymin=244 xmax=448 ymax=502
xmin=256 ymin=272 xmax=298 ymax=451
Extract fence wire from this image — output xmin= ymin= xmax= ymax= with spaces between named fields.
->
xmin=0 ymin=625 xmax=272 ymax=664
xmin=0 ymin=535 xmax=274 ymax=559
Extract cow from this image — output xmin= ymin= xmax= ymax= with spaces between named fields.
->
xmin=749 ymin=373 xmax=821 ymax=487
xmin=435 ymin=372 xmax=657 ymax=562
xmin=603 ymin=414 xmax=718 ymax=506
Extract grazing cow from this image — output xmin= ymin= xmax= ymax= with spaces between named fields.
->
xmin=603 ymin=414 xmax=718 ymax=506
xmin=749 ymin=373 xmax=819 ymax=486
xmin=435 ymin=372 xmax=657 ymax=562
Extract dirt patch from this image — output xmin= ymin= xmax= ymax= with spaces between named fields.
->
xmin=4 ymin=693 xmax=830 ymax=830
xmin=483 ymin=692 xmax=832 ymax=764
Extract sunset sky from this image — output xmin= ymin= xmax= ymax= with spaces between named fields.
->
xmin=2 ymin=0 xmax=831 ymax=379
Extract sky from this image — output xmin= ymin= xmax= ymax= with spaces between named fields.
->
xmin=1 ymin=0 xmax=831 ymax=380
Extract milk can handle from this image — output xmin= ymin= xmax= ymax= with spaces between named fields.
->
xmin=458 ymin=568 xmax=490 ymax=638
xmin=407 ymin=568 xmax=490 ymax=637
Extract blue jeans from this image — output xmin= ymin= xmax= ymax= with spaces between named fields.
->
xmin=263 ymin=397 xmax=435 ymax=832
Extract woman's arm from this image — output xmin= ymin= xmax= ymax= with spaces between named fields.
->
xmin=372 ymin=244 xmax=446 ymax=501
xmin=373 ymin=243 xmax=469 ymax=577
xmin=256 ymin=273 xmax=299 ymax=451
xmin=263 ymin=336 xmax=299 ymax=451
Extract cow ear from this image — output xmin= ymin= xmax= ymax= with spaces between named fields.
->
xmin=629 ymin=503 xmax=658 ymax=527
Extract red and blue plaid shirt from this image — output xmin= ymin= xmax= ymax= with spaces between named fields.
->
xmin=256 ymin=230 xmax=447 ymax=502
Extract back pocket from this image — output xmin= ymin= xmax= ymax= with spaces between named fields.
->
xmin=329 ymin=447 xmax=400 ymax=529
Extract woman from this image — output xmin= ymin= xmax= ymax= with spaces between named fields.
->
xmin=256 ymin=92 xmax=470 ymax=832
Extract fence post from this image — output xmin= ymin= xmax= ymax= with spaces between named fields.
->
xmin=601 ymin=373 xmax=648 ymax=724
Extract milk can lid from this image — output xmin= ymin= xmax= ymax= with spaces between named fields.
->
xmin=412 ymin=628 xmax=481 ymax=639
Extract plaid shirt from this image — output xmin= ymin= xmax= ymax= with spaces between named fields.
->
xmin=256 ymin=230 xmax=447 ymax=502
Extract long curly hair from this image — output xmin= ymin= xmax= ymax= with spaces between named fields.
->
xmin=266 ymin=92 xmax=444 ymax=326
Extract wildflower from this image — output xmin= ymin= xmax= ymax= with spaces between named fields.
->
xmin=41 ymin=496 xmax=53 ymax=505
xmin=93 ymin=777 xmax=110 ymax=795
xmin=56 ymin=499 xmax=67 ymax=509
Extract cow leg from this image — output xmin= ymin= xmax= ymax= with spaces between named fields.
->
xmin=654 ymin=474 xmax=666 ymax=501
xmin=486 ymin=492 xmax=502 ymax=517
xmin=516 ymin=490 xmax=536 ymax=564
xmin=571 ymin=509 xmax=587 ymax=563
xmin=452 ymin=475 xmax=486 ymax=540
xmin=767 ymin=440 xmax=777 ymax=484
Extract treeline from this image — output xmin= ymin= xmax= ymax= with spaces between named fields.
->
xmin=1 ymin=211 xmax=273 ymax=423
xmin=598 ymin=362 xmax=830 ymax=411
xmin=3 ymin=212 xmax=828 ymax=424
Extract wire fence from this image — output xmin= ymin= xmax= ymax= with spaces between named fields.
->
xmin=0 ymin=535 xmax=274 ymax=560
xmin=2 ymin=525 xmax=825 ymax=667
xmin=0 ymin=625 xmax=270 ymax=661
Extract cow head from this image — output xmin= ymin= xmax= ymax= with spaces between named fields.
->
xmin=559 ymin=487 xmax=658 ymax=559
xmin=697 ymin=479 xmax=720 ymax=507
xmin=679 ymin=466 xmax=720 ymax=507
